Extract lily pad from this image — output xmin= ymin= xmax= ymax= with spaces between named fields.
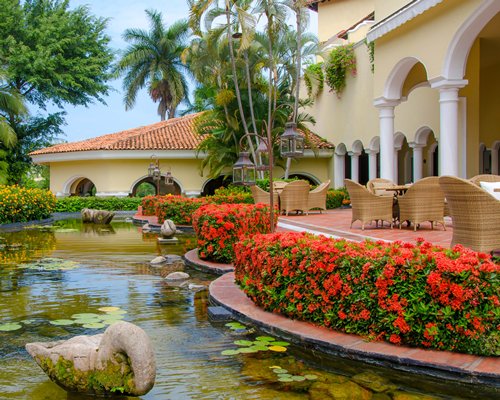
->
xmin=272 ymin=369 xmax=288 ymax=374
xmin=54 ymin=228 xmax=79 ymax=233
xmin=0 ymin=323 xmax=22 ymax=332
xmin=268 ymin=345 xmax=287 ymax=352
xmin=277 ymin=373 xmax=293 ymax=379
xmin=98 ymin=306 xmax=121 ymax=312
xmin=255 ymin=336 xmax=275 ymax=342
xmin=278 ymin=377 xmax=294 ymax=383
xmin=221 ymin=349 xmax=240 ymax=356
xmin=292 ymin=376 xmax=306 ymax=382
xmin=234 ymin=340 xmax=253 ymax=346
xmin=71 ymin=313 xmax=101 ymax=319
xmin=19 ymin=258 xmax=79 ymax=271
xmin=82 ymin=322 xmax=106 ymax=329
xmin=103 ymin=309 xmax=127 ymax=315
xmin=304 ymin=374 xmax=318 ymax=380
xmin=99 ymin=314 xmax=124 ymax=321
xmin=50 ymin=319 xmax=75 ymax=326
xmin=270 ymin=341 xmax=290 ymax=347
xmin=238 ymin=347 xmax=258 ymax=354
xmin=20 ymin=319 xmax=35 ymax=325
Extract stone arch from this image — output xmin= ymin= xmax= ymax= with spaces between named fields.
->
xmin=335 ymin=142 xmax=347 ymax=156
xmin=130 ymin=175 xmax=182 ymax=196
xmin=286 ymin=172 xmax=320 ymax=185
xmin=367 ymin=136 xmax=380 ymax=152
xmin=351 ymin=139 xmax=364 ymax=154
xmin=414 ymin=126 xmax=433 ymax=146
xmin=201 ymin=176 xmax=232 ymax=196
xmin=394 ymin=132 xmax=406 ymax=149
xmin=443 ymin=0 xmax=500 ymax=80
xmin=384 ymin=57 xmax=425 ymax=100
xmin=63 ymin=176 xmax=96 ymax=197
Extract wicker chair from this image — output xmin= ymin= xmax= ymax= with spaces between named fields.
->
xmin=398 ymin=177 xmax=445 ymax=231
xmin=273 ymin=181 xmax=288 ymax=193
xmin=307 ymin=180 xmax=331 ymax=213
xmin=439 ymin=176 xmax=500 ymax=253
xmin=366 ymin=178 xmax=396 ymax=197
xmin=469 ymin=174 xmax=500 ymax=186
xmin=279 ymin=180 xmax=310 ymax=216
xmin=344 ymin=179 xmax=394 ymax=230
xmin=250 ymin=185 xmax=278 ymax=205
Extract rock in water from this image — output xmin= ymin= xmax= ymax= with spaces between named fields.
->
xmin=150 ymin=256 xmax=167 ymax=265
xmin=25 ymin=321 xmax=156 ymax=396
xmin=81 ymin=209 xmax=115 ymax=224
xmin=165 ymin=271 xmax=190 ymax=281
xmin=160 ymin=220 xmax=176 ymax=239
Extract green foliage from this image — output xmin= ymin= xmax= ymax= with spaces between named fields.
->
xmin=303 ymin=62 xmax=324 ymax=98
xmin=366 ymin=39 xmax=375 ymax=73
xmin=115 ymin=10 xmax=190 ymax=120
xmin=55 ymin=197 xmax=142 ymax=213
xmin=326 ymin=188 xmax=349 ymax=209
xmin=255 ymin=178 xmax=299 ymax=192
xmin=134 ymin=182 xmax=155 ymax=197
xmin=325 ymin=44 xmax=356 ymax=96
xmin=0 ymin=185 xmax=56 ymax=224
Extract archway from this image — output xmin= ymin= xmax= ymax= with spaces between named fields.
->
xmin=287 ymin=173 xmax=319 ymax=186
xmin=201 ymin=176 xmax=232 ymax=196
xmin=64 ymin=176 xmax=96 ymax=197
xmin=130 ymin=176 xmax=181 ymax=196
xmin=367 ymin=136 xmax=381 ymax=180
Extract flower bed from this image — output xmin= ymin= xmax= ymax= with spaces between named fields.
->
xmin=193 ymin=203 xmax=276 ymax=263
xmin=0 ymin=186 xmax=56 ymax=224
xmin=156 ymin=195 xmax=207 ymax=225
xmin=234 ymin=232 xmax=500 ymax=356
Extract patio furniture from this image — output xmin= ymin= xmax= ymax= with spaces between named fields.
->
xmin=398 ymin=177 xmax=445 ymax=231
xmin=366 ymin=178 xmax=396 ymax=196
xmin=307 ymin=180 xmax=330 ymax=213
xmin=272 ymin=181 xmax=288 ymax=194
xmin=344 ymin=179 xmax=393 ymax=230
xmin=250 ymin=185 xmax=278 ymax=206
xmin=279 ymin=180 xmax=310 ymax=216
xmin=439 ymin=176 xmax=500 ymax=253
xmin=469 ymin=174 xmax=500 ymax=186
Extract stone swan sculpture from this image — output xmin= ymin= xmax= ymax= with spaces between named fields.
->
xmin=26 ymin=321 xmax=156 ymax=396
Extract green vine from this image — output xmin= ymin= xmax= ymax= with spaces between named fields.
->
xmin=303 ymin=62 xmax=324 ymax=98
xmin=366 ymin=39 xmax=375 ymax=73
xmin=324 ymin=44 xmax=356 ymax=96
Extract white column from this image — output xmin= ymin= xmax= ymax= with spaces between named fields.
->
xmin=492 ymin=147 xmax=499 ymax=175
xmin=374 ymin=99 xmax=400 ymax=182
xmin=430 ymin=78 xmax=467 ymax=176
xmin=366 ymin=150 xmax=378 ymax=180
xmin=393 ymin=148 xmax=399 ymax=183
xmin=349 ymin=151 xmax=360 ymax=183
xmin=334 ymin=153 xmax=345 ymax=188
xmin=409 ymin=143 xmax=425 ymax=181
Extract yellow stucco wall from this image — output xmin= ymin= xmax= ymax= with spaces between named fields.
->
xmin=318 ymin=0 xmax=374 ymax=42
xmin=374 ymin=0 xmax=408 ymax=22
xmin=374 ymin=0 xmax=482 ymax=96
xmin=480 ymin=44 xmax=500 ymax=148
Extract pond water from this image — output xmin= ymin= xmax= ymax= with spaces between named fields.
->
xmin=0 ymin=218 xmax=496 ymax=400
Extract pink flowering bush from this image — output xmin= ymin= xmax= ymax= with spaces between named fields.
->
xmin=234 ymin=232 xmax=500 ymax=355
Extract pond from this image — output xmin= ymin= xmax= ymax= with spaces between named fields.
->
xmin=0 ymin=218 xmax=495 ymax=399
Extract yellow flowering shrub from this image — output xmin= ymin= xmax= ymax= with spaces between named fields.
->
xmin=0 ymin=186 xmax=56 ymax=224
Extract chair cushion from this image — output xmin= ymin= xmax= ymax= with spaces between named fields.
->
xmin=371 ymin=181 xmax=394 ymax=196
xmin=479 ymin=181 xmax=500 ymax=200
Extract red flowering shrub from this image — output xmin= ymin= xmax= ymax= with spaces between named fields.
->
xmin=141 ymin=195 xmax=159 ymax=216
xmin=234 ymin=232 xmax=500 ymax=356
xmin=193 ymin=203 xmax=277 ymax=263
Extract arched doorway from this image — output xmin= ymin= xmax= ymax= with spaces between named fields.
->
xmin=287 ymin=173 xmax=319 ymax=186
xmin=201 ymin=176 xmax=232 ymax=196
xmin=131 ymin=176 xmax=181 ymax=196
xmin=69 ymin=177 xmax=96 ymax=197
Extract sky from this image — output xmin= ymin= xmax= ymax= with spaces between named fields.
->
xmin=54 ymin=0 xmax=318 ymax=142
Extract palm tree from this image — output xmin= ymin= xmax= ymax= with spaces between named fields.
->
xmin=116 ymin=10 xmax=191 ymax=120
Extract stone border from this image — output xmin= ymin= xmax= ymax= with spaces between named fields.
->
xmin=183 ymin=248 xmax=234 ymax=275
xmin=209 ymin=272 xmax=500 ymax=388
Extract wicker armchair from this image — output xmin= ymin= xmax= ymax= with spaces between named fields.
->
xmin=279 ymin=180 xmax=310 ymax=216
xmin=398 ymin=177 xmax=445 ymax=231
xmin=469 ymin=174 xmax=500 ymax=186
xmin=250 ymin=185 xmax=278 ymax=205
xmin=307 ymin=180 xmax=331 ymax=213
xmin=344 ymin=179 xmax=394 ymax=230
xmin=439 ymin=176 xmax=500 ymax=253
xmin=366 ymin=178 xmax=396 ymax=196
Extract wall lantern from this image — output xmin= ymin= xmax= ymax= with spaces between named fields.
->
xmin=232 ymin=151 xmax=256 ymax=186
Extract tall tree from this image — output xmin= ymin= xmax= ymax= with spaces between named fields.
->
xmin=116 ymin=10 xmax=191 ymax=121
xmin=0 ymin=0 xmax=114 ymax=183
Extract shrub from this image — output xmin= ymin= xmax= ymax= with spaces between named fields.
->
xmin=141 ymin=196 xmax=159 ymax=216
xmin=234 ymin=232 xmax=500 ymax=356
xmin=325 ymin=43 xmax=356 ymax=96
xmin=55 ymin=197 xmax=142 ymax=212
xmin=256 ymin=178 xmax=299 ymax=192
xmin=156 ymin=195 xmax=208 ymax=225
xmin=326 ymin=188 xmax=349 ymax=209
xmin=193 ymin=203 xmax=277 ymax=263
xmin=0 ymin=186 xmax=56 ymax=224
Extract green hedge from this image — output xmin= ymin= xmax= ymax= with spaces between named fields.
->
xmin=0 ymin=186 xmax=56 ymax=224
xmin=326 ymin=188 xmax=349 ymax=209
xmin=55 ymin=197 xmax=142 ymax=212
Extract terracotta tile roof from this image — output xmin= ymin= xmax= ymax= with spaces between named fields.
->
xmin=30 ymin=112 xmax=334 ymax=155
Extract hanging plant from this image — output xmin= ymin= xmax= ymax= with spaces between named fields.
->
xmin=303 ymin=62 xmax=324 ymax=98
xmin=325 ymin=43 xmax=356 ymax=96
xmin=366 ymin=39 xmax=375 ymax=73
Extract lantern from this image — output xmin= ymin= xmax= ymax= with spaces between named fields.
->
xmin=280 ymin=122 xmax=304 ymax=158
xmin=232 ymin=151 xmax=256 ymax=186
